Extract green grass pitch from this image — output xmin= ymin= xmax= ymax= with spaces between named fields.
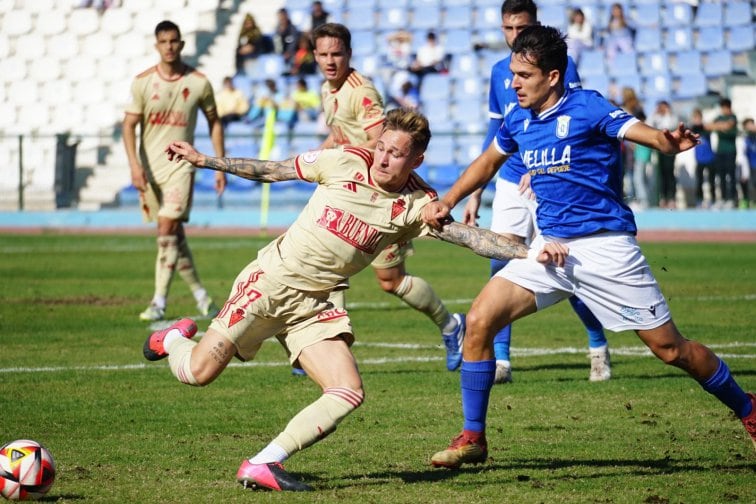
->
xmin=0 ymin=233 xmax=753 ymax=503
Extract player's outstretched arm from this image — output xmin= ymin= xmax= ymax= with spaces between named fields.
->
xmin=626 ymin=121 xmax=700 ymax=155
xmin=166 ymin=141 xmax=298 ymax=182
xmin=432 ymin=221 xmax=528 ymax=262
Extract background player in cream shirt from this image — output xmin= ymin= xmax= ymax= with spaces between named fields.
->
xmin=123 ymin=20 xmax=226 ymax=322
xmin=145 ymin=108 xmax=564 ymax=491
xmin=312 ymin=23 xmax=466 ymax=371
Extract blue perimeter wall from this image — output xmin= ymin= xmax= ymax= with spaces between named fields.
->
xmin=0 ymin=207 xmax=754 ymax=233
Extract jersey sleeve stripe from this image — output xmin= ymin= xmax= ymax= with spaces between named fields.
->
xmin=363 ymin=118 xmax=385 ymax=131
xmin=343 ymin=146 xmax=374 ymax=168
xmin=294 ymin=155 xmax=306 ymax=179
xmin=617 ymin=117 xmax=640 ymax=140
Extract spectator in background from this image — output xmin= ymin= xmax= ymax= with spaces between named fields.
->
xmin=274 ymin=8 xmax=301 ymax=69
xmin=620 ymin=87 xmax=645 ymax=205
xmin=690 ymin=108 xmax=716 ymax=208
xmin=291 ymin=77 xmax=321 ymax=122
xmin=303 ymin=1 xmax=332 ymax=32
xmin=604 ymin=3 xmax=634 ymax=64
xmin=566 ymin=8 xmax=593 ymax=64
xmin=287 ymin=33 xmax=317 ymax=76
xmin=388 ymin=80 xmax=420 ymax=111
xmin=216 ymin=76 xmax=251 ymax=129
xmin=410 ymin=31 xmax=448 ymax=89
xmin=649 ymin=100 xmax=679 ymax=208
xmin=743 ymin=118 xmax=756 ymax=207
xmin=385 ymin=30 xmax=415 ymax=104
xmin=706 ymin=98 xmax=738 ymax=208
xmin=736 ymin=119 xmax=752 ymax=209
xmin=235 ymin=13 xmax=273 ymax=74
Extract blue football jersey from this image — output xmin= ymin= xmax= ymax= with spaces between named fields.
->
xmin=483 ymin=54 xmax=582 ymax=184
xmin=494 ymin=89 xmax=639 ymax=238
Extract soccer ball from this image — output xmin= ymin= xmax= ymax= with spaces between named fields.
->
xmin=0 ymin=440 xmax=55 ymax=501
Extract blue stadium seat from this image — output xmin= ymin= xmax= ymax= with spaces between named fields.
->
xmin=613 ymin=74 xmax=642 ymax=95
xmin=664 ymin=27 xmax=693 ymax=51
xmin=322 ymin=0 xmax=345 ymax=9
xmin=694 ymin=2 xmax=723 ymax=28
xmin=453 ymin=99 xmax=486 ymax=134
xmin=476 ymin=6 xmax=501 ymax=29
xmin=453 ymin=76 xmax=485 ymax=102
xmin=350 ymin=30 xmax=376 ymax=57
xmin=194 ymin=167 xmax=218 ymax=192
xmin=455 ymin=135 xmax=482 ymax=166
xmin=257 ymin=54 xmax=286 ymax=78
xmin=285 ymin=0 xmax=311 ymax=9
xmin=634 ymin=27 xmax=662 ymax=53
xmin=379 ymin=6 xmax=407 ymax=30
xmin=577 ymin=49 xmax=606 ymax=77
xmin=724 ymin=1 xmax=752 ymax=27
xmin=727 ymin=25 xmax=755 ymax=52
xmin=443 ymin=0 xmax=474 ymax=6
xmin=412 ymin=4 xmax=442 ymax=30
xmin=581 ymin=74 xmax=610 ymax=97
xmin=607 ymin=51 xmax=638 ymax=77
xmin=424 ymin=136 xmax=455 ymax=166
xmin=639 ymin=51 xmax=669 ymax=77
xmin=703 ymin=49 xmax=733 ymax=77
xmin=226 ymin=121 xmax=255 ymax=137
xmin=538 ymin=4 xmax=567 ymax=31
xmin=380 ymin=0 xmax=407 ymax=7
xmin=695 ymin=26 xmax=724 ymax=51
xmin=643 ymin=74 xmax=672 ymax=102
xmin=442 ymin=5 xmax=473 ymax=30
xmin=232 ymin=74 xmax=254 ymax=100
xmin=449 ymin=53 xmax=479 ymax=75
xmin=346 ymin=0 xmax=375 ymax=11
xmin=479 ymin=49 xmax=503 ymax=73
xmin=674 ymin=73 xmax=707 ymax=100
xmin=419 ymin=73 xmax=451 ymax=102
xmin=423 ymin=100 xmax=453 ymax=127
xmin=671 ymin=50 xmax=702 ymax=76
xmin=427 ymin=164 xmax=461 ymax=191
xmin=662 ymin=2 xmax=692 ymax=27
xmin=631 ymin=3 xmax=660 ymax=28
xmin=443 ymin=29 xmax=473 ymax=54
xmin=346 ymin=8 xmax=376 ymax=30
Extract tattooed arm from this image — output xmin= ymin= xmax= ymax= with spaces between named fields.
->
xmin=431 ymin=221 xmax=528 ymax=262
xmin=165 ymin=140 xmax=299 ymax=182
xmin=431 ymin=221 xmax=570 ymax=266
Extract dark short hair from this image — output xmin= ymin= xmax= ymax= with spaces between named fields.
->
xmin=510 ymin=25 xmax=567 ymax=84
xmin=501 ymin=0 xmax=538 ymax=20
xmin=311 ymin=22 xmax=351 ymax=51
xmin=720 ymin=98 xmax=732 ymax=108
xmin=155 ymin=20 xmax=181 ymax=38
xmin=383 ymin=108 xmax=431 ymax=153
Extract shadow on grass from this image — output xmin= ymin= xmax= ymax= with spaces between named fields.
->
xmin=324 ymin=455 xmax=756 ymax=489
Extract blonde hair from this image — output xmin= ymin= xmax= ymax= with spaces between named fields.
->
xmin=383 ymin=108 xmax=431 ymax=153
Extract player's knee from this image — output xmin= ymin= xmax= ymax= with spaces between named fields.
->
xmin=465 ymin=309 xmax=493 ymax=347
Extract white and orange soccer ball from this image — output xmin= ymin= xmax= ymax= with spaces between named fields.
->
xmin=0 ymin=440 xmax=55 ymax=501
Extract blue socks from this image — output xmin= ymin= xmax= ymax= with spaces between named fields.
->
xmin=461 ymin=359 xmax=496 ymax=432
xmin=700 ymin=359 xmax=752 ymax=418
xmin=568 ymin=296 xmax=607 ymax=349
xmin=490 ymin=258 xmax=512 ymax=362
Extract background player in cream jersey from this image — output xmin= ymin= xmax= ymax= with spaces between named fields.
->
xmin=145 ymin=108 xmax=565 ymax=491
xmin=312 ymin=23 xmax=466 ymax=371
xmin=123 ymin=20 xmax=226 ymax=322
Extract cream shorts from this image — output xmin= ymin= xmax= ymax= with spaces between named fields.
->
xmin=209 ymin=260 xmax=354 ymax=363
xmin=370 ymin=239 xmax=414 ymax=270
xmin=140 ymin=167 xmax=194 ymax=223
xmin=499 ymin=232 xmax=671 ymax=332
xmin=490 ymin=177 xmax=538 ymax=244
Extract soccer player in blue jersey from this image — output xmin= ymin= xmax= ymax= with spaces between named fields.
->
xmin=462 ymin=0 xmax=610 ymax=384
xmin=424 ymin=26 xmax=756 ymax=467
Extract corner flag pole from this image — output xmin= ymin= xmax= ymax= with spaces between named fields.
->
xmin=258 ymin=106 xmax=277 ymax=231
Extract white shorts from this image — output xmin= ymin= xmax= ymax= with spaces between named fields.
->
xmin=498 ymin=232 xmax=671 ymax=332
xmin=490 ymin=177 xmax=537 ymax=244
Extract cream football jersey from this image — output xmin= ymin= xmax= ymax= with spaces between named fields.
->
xmin=256 ymin=147 xmax=437 ymax=291
xmin=320 ymin=69 xmax=385 ymax=146
xmin=125 ymin=65 xmax=217 ymax=182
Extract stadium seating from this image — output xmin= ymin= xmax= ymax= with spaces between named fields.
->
xmin=674 ymin=73 xmax=708 ymax=100
xmin=724 ymin=1 xmax=752 ymax=27
xmin=662 ymin=2 xmax=692 ymax=27
xmin=694 ymin=2 xmax=723 ymax=28
xmin=412 ymin=5 xmax=442 ymax=30
xmin=442 ymin=5 xmax=473 ymax=30
xmin=696 ymin=26 xmax=725 ymax=51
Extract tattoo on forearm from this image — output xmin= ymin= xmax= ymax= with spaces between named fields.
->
xmin=435 ymin=222 xmax=528 ymax=261
xmin=203 ymin=157 xmax=298 ymax=182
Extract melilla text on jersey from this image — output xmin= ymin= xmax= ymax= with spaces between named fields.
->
xmin=523 ymin=145 xmax=571 ymax=175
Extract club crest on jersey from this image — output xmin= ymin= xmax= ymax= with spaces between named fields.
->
xmin=556 ymin=115 xmax=571 ymax=138
xmin=391 ymin=198 xmax=406 ymax=219
xmin=182 ymin=87 xmax=190 ymax=101
xmin=302 ymin=150 xmax=321 ymax=164
xmin=504 ymin=78 xmax=511 ymax=89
